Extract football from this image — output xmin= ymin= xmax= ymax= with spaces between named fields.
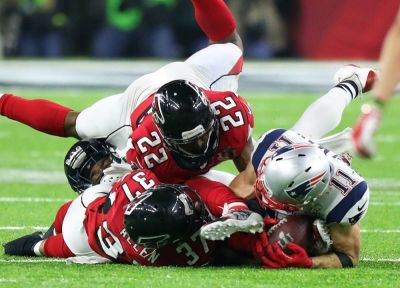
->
xmin=267 ymin=215 xmax=315 ymax=255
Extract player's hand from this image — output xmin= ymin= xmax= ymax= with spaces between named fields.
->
xmin=100 ymin=163 xmax=133 ymax=187
xmin=253 ymin=231 xmax=281 ymax=268
xmin=263 ymin=217 xmax=279 ymax=229
xmin=262 ymin=242 xmax=313 ymax=269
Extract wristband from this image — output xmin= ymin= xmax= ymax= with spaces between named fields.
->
xmin=334 ymin=251 xmax=353 ymax=268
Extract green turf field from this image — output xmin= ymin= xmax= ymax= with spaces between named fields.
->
xmin=0 ymin=89 xmax=399 ymax=287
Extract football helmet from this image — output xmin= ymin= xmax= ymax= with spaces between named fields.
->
xmin=255 ymin=144 xmax=332 ymax=212
xmin=64 ymin=139 xmax=113 ymax=194
xmin=124 ymin=184 xmax=210 ymax=249
xmin=152 ymin=80 xmax=219 ymax=169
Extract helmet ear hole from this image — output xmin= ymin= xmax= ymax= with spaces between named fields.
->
xmin=305 ymin=167 xmax=311 ymax=172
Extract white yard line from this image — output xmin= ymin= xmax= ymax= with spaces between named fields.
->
xmin=362 ymin=258 xmax=400 ymax=263
xmin=0 ymin=259 xmax=65 ymax=263
xmin=0 ymin=279 xmax=17 ymax=282
xmin=0 ymin=226 xmax=49 ymax=230
xmin=0 ymin=197 xmax=70 ymax=203
xmin=0 ymin=169 xmax=65 ymax=184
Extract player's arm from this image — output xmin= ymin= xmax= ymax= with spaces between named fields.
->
xmin=255 ymin=222 xmax=360 ymax=269
xmin=373 ymin=8 xmax=400 ymax=103
xmin=192 ymin=0 xmax=243 ymax=51
xmin=311 ymin=223 xmax=360 ymax=268
xmin=229 ymin=161 xmax=256 ymax=199
xmin=233 ymin=137 xmax=253 ymax=172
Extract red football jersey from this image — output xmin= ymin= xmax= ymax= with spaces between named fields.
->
xmin=126 ymin=90 xmax=254 ymax=183
xmin=84 ymin=169 xmax=219 ymax=266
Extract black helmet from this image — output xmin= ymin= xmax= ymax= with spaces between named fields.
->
xmin=152 ymin=80 xmax=219 ymax=169
xmin=124 ymin=184 xmax=210 ymax=249
xmin=64 ymin=139 xmax=113 ymax=194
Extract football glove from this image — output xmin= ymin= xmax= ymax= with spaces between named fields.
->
xmin=3 ymin=231 xmax=44 ymax=256
xmin=100 ymin=162 xmax=133 ymax=187
xmin=262 ymin=242 xmax=313 ymax=268
xmin=254 ymin=225 xmax=313 ymax=269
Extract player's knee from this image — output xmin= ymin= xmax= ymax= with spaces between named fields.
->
xmin=65 ymin=111 xmax=80 ymax=138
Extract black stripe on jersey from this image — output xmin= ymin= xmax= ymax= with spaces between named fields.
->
xmin=326 ymin=180 xmax=368 ymax=224
xmin=251 ymin=128 xmax=286 ymax=172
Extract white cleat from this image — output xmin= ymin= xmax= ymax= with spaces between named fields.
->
xmin=200 ymin=210 xmax=263 ymax=241
xmin=333 ymin=64 xmax=378 ymax=96
xmin=352 ymin=104 xmax=382 ymax=158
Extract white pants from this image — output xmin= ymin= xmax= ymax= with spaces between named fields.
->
xmin=62 ymin=184 xmax=111 ymax=258
xmin=76 ymin=43 xmax=243 ymax=150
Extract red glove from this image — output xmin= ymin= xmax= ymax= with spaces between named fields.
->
xmin=253 ymin=219 xmax=313 ymax=269
xmin=263 ymin=242 xmax=313 ymax=268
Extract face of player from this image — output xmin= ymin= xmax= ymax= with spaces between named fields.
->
xmin=178 ymin=129 xmax=213 ymax=156
xmin=89 ymin=158 xmax=113 ymax=185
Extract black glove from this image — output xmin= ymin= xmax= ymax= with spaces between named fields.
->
xmin=3 ymin=232 xmax=44 ymax=256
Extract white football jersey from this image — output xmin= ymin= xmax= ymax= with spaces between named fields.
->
xmin=252 ymin=129 xmax=369 ymax=225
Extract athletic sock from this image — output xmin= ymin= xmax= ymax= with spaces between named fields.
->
xmin=0 ymin=94 xmax=71 ymax=137
xmin=291 ymin=86 xmax=354 ymax=139
xmin=335 ymin=79 xmax=361 ymax=99
xmin=192 ymin=0 xmax=236 ymax=41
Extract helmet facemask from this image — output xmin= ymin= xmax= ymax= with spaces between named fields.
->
xmin=64 ymin=139 xmax=114 ymax=194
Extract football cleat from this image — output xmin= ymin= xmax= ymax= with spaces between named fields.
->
xmin=3 ymin=231 xmax=44 ymax=256
xmin=200 ymin=210 xmax=263 ymax=241
xmin=333 ymin=64 xmax=378 ymax=98
xmin=351 ymin=104 xmax=382 ymax=158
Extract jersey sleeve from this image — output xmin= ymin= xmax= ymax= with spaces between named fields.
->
xmin=185 ymin=177 xmax=247 ymax=217
xmin=326 ymin=180 xmax=369 ymax=225
xmin=251 ymin=128 xmax=287 ymax=171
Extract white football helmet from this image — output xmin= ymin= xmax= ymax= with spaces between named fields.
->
xmin=255 ymin=144 xmax=332 ymax=212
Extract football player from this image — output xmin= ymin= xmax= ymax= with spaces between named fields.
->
xmin=0 ymin=0 xmax=254 ymax=183
xmin=4 ymin=168 xmax=267 ymax=266
xmin=352 ymin=7 xmax=400 ymax=158
xmin=200 ymin=66 xmax=375 ymax=269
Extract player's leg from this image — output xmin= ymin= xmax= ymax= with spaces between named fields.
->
xmin=186 ymin=0 xmax=243 ymax=92
xmin=291 ymin=65 xmax=378 ymax=140
xmin=0 ymin=93 xmax=76 ymax=137
xmin=75 ymin=93 xmax=132 ymax=150
xmin=191 ymin=0 xmax=242 ymax=49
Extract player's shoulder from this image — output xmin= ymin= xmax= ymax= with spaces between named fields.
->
xmin=206 ymin=91 xmax=251 ymax=114
xmin=252 ymin=128 xmax=312 ymax=171
xmin=322 ymin=157 xmax=369 ymax=225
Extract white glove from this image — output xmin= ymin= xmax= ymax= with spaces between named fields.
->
xmin=100 ymin=162 xmax=133 ymax=187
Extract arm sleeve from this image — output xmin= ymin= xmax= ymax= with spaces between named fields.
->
xmin=186 ymin=177 xmax=247 ymax=217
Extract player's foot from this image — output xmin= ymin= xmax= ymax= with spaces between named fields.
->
xmin=352 ymin=104 xmax=382 ymax=158
xmin=3 ymin=231 xmax=44 ymax=256
xmin=333 ymin=64 xmax=378 ymax=98
xmin=200 ymin=210 xmax=263 ymax=240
